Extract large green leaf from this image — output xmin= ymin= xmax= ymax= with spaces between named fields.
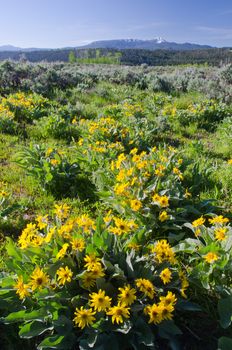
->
xmin=218 ymin=296 xmax=232 ymax=328
xmin=5 ymin=237 xmax=22 ymax=261
xmin=158 ymin=320 xmax=182 ymax=339
xmin=4 ymin=308 xmax=50 ymax=324
xmin=218 ymin=337 xmax=232 ymax=350
xmin=19 ymin=320 xmax=54 ymax=338
xmin=38 ymin=333 xmax=76 ymax=349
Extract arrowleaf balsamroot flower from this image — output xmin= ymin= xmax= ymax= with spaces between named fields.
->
xmin=14 ymin=276 xmax=30 ymax=299
xmin=89 ymin=289 xmax=112 ymax=311
xmin=215 ymin=227 xmax=227 ymax=241
xmin=130 ymin=199 xmax=142 ymax=211
xmin=204 ymin=252 xmax=219 ymax=263
xmin=56 ymin=266 xmax=73 ymax=285
xmin=107 ymin=303 xmax=130 ymax=324
xmin=84 ymin=254 xmax=102 ymax=270
xmin=135 ymin=278 xmax=155 ymax=299
xmin=118 ymin=284 xmax=137 ymax=306
xmin=159 ymin=211 xmax=169 ymax=222
xmin=208 ymin=215 xmax=229 ymax=225
xmin=73 ymin=307 xmax=96 ymax=329
xmin=35 ymin=215 xmax=48 ymax=230
xmin=71 ymin=237 xmax=85 ymax=252
xmin=146 ymin=304 xmax=163 ymax=324
xmin=81 ymin=271 xmax=97 ymax=289
xmin=56 ymin=243 xmax=69 ymax=260
xmin=54 ymin=203 xmax=70 ymax=220
xmin=160 ymin=268 xmax=172 ymax=284
xmin=30 ymin=267 xmax=50 ymax=291
xmin=192 ymin=216 xmax=205 ymax=227
xmin=159 ymin=291 xmax=177 ymax=306
xmin=152 ymin=240 xmax=176 ymax=264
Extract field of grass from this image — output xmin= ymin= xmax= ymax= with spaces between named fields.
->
xmin=0 ymin=62 xmax=232 ymax=350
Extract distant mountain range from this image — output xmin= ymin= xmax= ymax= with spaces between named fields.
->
xmin=0 ymin=45 xmax=51 ymax=52
xmin=0 ymin=38 xmax=214 ymax=52
xmin=79 ymin=38 xmax=213 ymax=51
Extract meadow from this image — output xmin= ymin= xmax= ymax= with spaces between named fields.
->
xmin=0 ymin=60 xmax=232 ymax=350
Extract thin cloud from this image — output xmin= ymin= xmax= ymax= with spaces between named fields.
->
xmin=196 ymin=26 xmax=232 ymax=40
xmin=125 ymin=21 xmax=168 ymax=32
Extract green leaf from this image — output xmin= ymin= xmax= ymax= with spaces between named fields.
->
xmin=4 ymin=308 xmax=50 ymax=324
xmin=135 ymin=317 xmax=154 ymax=346
xmin=86 ymin=329 xmax=98 ymax=348
xmin=218 ymin=337 xmax=232 ymax=350
xmin=176 ymin=300 xmax=202 ymax=311
xmin=5 ymin=237 xmax=22 ymax=261
xmin=38 ymin=333 xmax=76 ymax=349
xmin=38 ymin=335 xmax=65 ymax=349
xmin=19 ymin=320 xmax=54 ymax=338
xmin=218 ymin=296 xmax=232 ymax=328
xmin=158 ymin=320 xmax=182 ymax=339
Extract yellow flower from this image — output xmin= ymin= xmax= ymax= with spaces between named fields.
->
xmin=114 ymin=182 xmax=129 ymax=196
xmin=130 ymin=177 xmax=138 ymax=186
xmin=209 ymin=215 xmax=229 ymax=225
xmin=130 ymin=148 xmax=138 ymax=155
xmin=130 ymin=199 xmax=142 ymax=211
xmin=56 ymin=266 xmax=73 ymax=285
xmin=54 ymin=203 xmax=70 ymax=220
xmin=14 ymin=276 xmax=30 ymax=299
xmin=115 ymin=153 xmax=126 ymax=169
xmin=159 ymin=211 xmax=169 ymax=222
xmin=107 ymin=303 xmax=130 ymax=324
xmin=184 ymin=189 xmax=192 ymax=198
xmin=73 ymin=307 xmax=96 ymax=329
xmin=135 ymin=278 xmax=155 ymax=299
xmin=30 ymin=267 xmax=50 ymax=291
xmin=152 ymin=240 xmax=176 ymax=264
xmin=35 ymin=215 xmax=48 ymax=230
xmin=81 ymin=271 xmax=96 ymax=289
xmin=84 ymin=254 xmax=101 ymax=270
xmin=78 ymin=138 xmax=83 ymax=146
xmin=159 ymin=291 xmax=177 ymax=306
xmin=146 ymin=303 xmax=163 ymax=324
xmin=50 ymin=159 xmax=60 ymax=166
xmin=116 ymin=169 xmax=126 ymax=182
xmin=192 ymin=216 xmax=205 ymax=227
xmin=227 ymin=159 xmax=232 ymax=165
xmin=160 ymin=268 xmax=172 ymax=284
xmin=194 ymin=228 xmax=201 ymax=237
xmin=179 ymin=272 xmax=189 ymax=299
xmin=89 ymin=264 xmax=105 ymax=279
xmin=76 ymin=214 xmax=96 ymax=233
xmin=204 ymin=252 xmax=219 ymax=263
xmin=44 ymin=227 xmax=56 ymax=243
xmin=215 ymin=228 xmax=227 ymax=241
xmin=152 ymin=194 xmax=169 ymax=208
xmin=118 ymin=285 xmax=137 ymax=306
xmin=18 ymin=223 xmax=41 ymax=249
xmin=0 ymin=190 xmax=8 ymax=197
xmin=89 ymin=289 xmax=112 ymax=311
xmin=71 ymin=238 xmax=85 ymax=252
xmin=112 ymin=217 xmax=132 ymax=235
xmin=158 ymin=302 xmax=174 ymax=321
xmin=56 ymin=243 xmax=69 ymax=260
xmin=126 ymin=242 xmax=141 ymax=251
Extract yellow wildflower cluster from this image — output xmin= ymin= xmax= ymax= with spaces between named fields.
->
xmin=152 ymin=239 xmax=176 ymax=264
xmin=145 ymin=291 xmax=177 ymax=324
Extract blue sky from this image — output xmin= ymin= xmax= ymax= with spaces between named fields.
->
xmin=0 ymin=0 xmax=231 ymax=48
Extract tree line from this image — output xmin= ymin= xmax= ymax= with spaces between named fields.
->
xmin=0 ymin=47 xmax=231 ymax=66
